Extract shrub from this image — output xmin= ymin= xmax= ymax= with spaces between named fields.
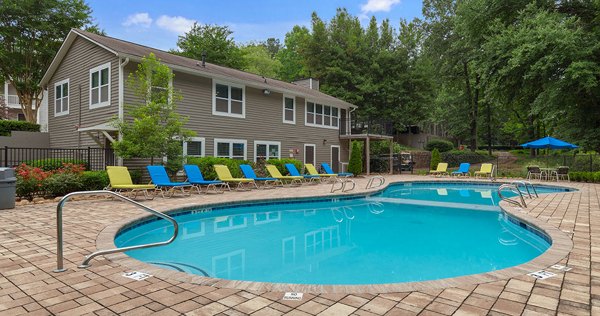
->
xmin=24 ymin=158 xmax=88 ymax=171
xmin=44 ymin=173 xmax=83 ymax=197
xmin=441 ymin=150 xmax=494 ymax=167
xmin=0 ymin=120 xmax=40 ymax=136
xmin=425 ymin=139 xmax=454 ymax=152
xmin=264 ymin=158 xmax=302 ymax=175
xmin=348 ymin=141 xmax=363 ymax=175
xmin=430 ymin=148 xmax=441 ymax=170
xmin=80 ymin=171 xmax=109 ymax=190
xmin=187 ymin=157 xmax=250 ymax=180
xmin=129 ymin=169 xmax=143 ymax=184
xmin=15 ymin=164 xmax=51 ymax=200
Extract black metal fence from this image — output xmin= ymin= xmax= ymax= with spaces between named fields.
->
xmin=340 ymin=118 xmax=396 ymax=136
xmin=0 ymin=146 xmax=115 ymax=171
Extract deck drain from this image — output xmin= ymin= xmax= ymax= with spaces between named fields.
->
xmin=527 ymin=270 xmax=556 ymax=280
xmin=550 ymin=264 xmax=572 ymax=272
xmin=283 ymin=292 xmax=303 ymax=301
xmin=123 ymin=271 xmax=152 ymax=281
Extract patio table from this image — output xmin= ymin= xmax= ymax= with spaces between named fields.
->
xmin=540 ymin=167 xmax=557 ymax=181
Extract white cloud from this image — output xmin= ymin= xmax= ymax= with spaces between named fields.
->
xmin=360 ymin=0 xmax=401 ymax=14
xmin=122 ymin=13 xmax=153 ymax=28
xmin=156 ymin=15 xmax=197 ymax=34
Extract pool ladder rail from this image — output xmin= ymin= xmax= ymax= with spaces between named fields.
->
xmin=53 ymin=190 xmax=178 ymax=273
xmin=366 ymin=176 xmax=386 ymax=190
xmin=330 ymin=178 xmax=356 ymax=193
xmin=497 ymin=181 xmax=538 ymax=208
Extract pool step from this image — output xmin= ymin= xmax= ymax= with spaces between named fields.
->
xmin=366 ymin=197 xmax=499 ymax=212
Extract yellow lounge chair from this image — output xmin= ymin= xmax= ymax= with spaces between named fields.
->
xmin=429 ymin=163 xmax=448 ymax=176
xmin=106 ymin=166 xmax=156 ymax=199
xmin=474 ymin=163 xmax=494 ymax=178
xmin=265 ymin=165 xmax=304 ymax=185
xmin=305 ymin=163 xmax=337 ymax=180
xmin=213 ymin=164 xmax=256 ymax=190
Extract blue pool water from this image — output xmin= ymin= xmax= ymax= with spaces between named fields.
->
xmin=115 ymin=182 xmax=569 ymax=285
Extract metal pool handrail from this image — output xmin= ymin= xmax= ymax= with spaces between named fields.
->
xmin=510 ymin=180 xmax=538 ymax=198
xmin=54 ymin=190 xmax=178 ymax=272
xmin=330 ymin=178 xmax=356 ymax=193
xmin=366 ymin=176 xmax=385 ymax=189
xmin=497 ymin=184 xmax=527 ymax=208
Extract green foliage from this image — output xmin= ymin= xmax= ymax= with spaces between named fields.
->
xmin=175 ymin=23 xmax=246 ymax=69
xmin=430 ymin=148 xmax=441 ymax=170
xmin=275 ymin=26 xmax=311 ymax=81
xmin=80 ymin=171 xmax=109 ymax=190
xmin=0 ymin=0 xmax=97 ymax=122
xmin=186 ymin=157 xmax=250 ymax=180
xmin=369 ymin=140 xmax=403 ymax=156
xmin=425 ymin=139 xmax=454 ymax=152
xmin=240 ymin=44 xmax=282 ymax=78
xmin=24 ymin=158 xmax=88 ymax=171
xmin=441 ymin=151 xmax=494 ymax=168
xmin=44 ymin=172 xmax=83 ymax=197
xmin=0 ymin=120 xmax=40 ymax=136
xmin=112 ymin=54 xmax=195 ymax=173
xmin=348 ymin=141 xmax=363 ymax=175
xmin=264 ymin=158 xmax=302 ymax=175
xmin=128 ymin=169 xmax=143 ymax=184
xmin=570 ymin=172 xmax=600 ymax=183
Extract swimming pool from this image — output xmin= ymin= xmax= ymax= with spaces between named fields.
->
xmin=114 ymin=182 xmax=571 ymax=285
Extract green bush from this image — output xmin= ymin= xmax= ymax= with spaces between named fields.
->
xmin=129 ymin=169 xmax=143 ymax=184
xmin=24 ymin=158 xmax=88 ymax=171
xmin=265 ymin=158 xmax=303 ymax=175
xmin=0 ymin=120 xmax=40 ymax=136
xmin=80 ymin=171 xmax=109 ymax=190
xmin=187 ymin=157 xmax=250 ymax=180
xmin=44 ymin=173 xmax=83 ymax=197
xmin=348 ymin=141 xmax=363 ymax=175
xmin=430 ymin=148 xmax=441 ymax=170
xmin=425 ymin=139 xmax=454 ymax=152
xmin=441 ymin=150 xmax=494 ymax=167
xmin=569 ymin=171 xmax=600 ymax=183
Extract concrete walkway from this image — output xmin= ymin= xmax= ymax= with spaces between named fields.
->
xmin=0 ymin=175 xmax=595 ymax=315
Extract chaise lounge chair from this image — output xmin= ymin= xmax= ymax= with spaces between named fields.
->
xmin=265 ymin=165 xmax=303 ymax=185
xmin=239 ymin=164 xmax=283 ymax=188
xmin=451 ymin=163 xmax=471 ymax=177
xmin=213 ymin=164 xmax=257 ymax=190
xmin=321 ymin=162 xmax=353 ymax=177
xmin=429 ymin=163 xmax=448 ymax=177
xmin=285 ymin=163 xmax=320 ymax=184
xmin=147 ymin=165 xmax=195 ymax=197
xmin=106 ymin=166 xmax=156 ymax=200
xmin=183 ymin=164 xmax=226 ymax=193
xmin=474 ymin=163 xmax=494 ymax=179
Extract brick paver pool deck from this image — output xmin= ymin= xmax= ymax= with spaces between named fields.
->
xmin=0 ymin=175 xmax=596 ymax=315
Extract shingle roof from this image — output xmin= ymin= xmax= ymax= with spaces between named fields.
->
xmin=68 ymin=29 xmax=355 ymax=109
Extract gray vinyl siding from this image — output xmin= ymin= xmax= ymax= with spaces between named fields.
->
xmin=47 ymin=36 xmax=119 ymax=148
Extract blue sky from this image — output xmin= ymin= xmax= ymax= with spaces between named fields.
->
xmin=88 ymin=0 xmax=423 ymax=50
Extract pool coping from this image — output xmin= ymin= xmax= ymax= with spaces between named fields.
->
xmin=95 ymin=179 xmax=575 ymax=294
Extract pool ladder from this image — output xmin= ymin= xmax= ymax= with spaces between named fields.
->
xmin=331 ymin=178 xmax=356 ymax=193
xmin=497 ymin=181 xmax=538 ymax=208
xmin=53 ymin=190 xmax=178 ymax=272
xmin=366 ymin=176 xmax=385 ymax=189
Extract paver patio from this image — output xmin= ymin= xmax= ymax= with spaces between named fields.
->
xmin=0 ymin=175 xmax=596 ymax=315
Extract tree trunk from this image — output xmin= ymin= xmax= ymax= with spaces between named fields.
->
xmin=486 ymin=101 xmax=492 ymax=156
xmin=16 ymin=89 xmax=39 ymax=123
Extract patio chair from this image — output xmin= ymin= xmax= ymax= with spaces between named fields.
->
xmin=552 ymin=166 xmax=570 ymax=182
xmin=105 ymin=166 xmax=155 ymax=200
xmin=146 ymin=165 xmax=195 ymax=198
xmin=526 ymin=166 xmax=543 ymax=180
xmin=285 ymin=163 xmax=320 ymax=184
xmin=321 ymin=162 xmax=353 ymax=177
xmin=239 ymin=164 xmax=283 ymax=188
xmin=474 ymin=163 xmax=494 ymax=179
xmin=183 ymin=164 xmax=226 ymax=193
xmin=451 ymin=163 xmax=471 ymax=177
xmin=429 ymin=163 xmax=448 ymax=177
xmin=265 ymin=165 xmax=303 ymax=185
xmin=305 ymin=163 xmax=338 ymax=180
xmin=213 ymin=164 xmax=257 ymax=190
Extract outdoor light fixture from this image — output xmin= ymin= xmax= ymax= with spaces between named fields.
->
xmin=263 ymin=89 xmax=271 ymax=95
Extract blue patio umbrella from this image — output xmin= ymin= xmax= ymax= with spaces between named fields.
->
xmin=520 ymin=136 xmax=578 ymax=168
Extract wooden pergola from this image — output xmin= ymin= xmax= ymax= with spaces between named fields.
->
xmin=340 ymin=134 xmax=394 ymax=175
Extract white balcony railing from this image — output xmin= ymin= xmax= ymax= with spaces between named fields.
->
xmin=6 ymin=94 xmax=19 ymax=106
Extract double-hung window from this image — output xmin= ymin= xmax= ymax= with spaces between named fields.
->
xmin=183 ymin=137 xmax=205 ymax=158
xmin=213 ymin=81 xmax=245 ymax=118
xmin=215 ymin=138 xmax=247 ymax=160
xmin=54 ymin=79 xmax=69 ymax=116
xmin=89 ymin=62 xmax=111 ymax=108
xmin=254 ymin=141 xmax=281 ymax=161
xmin=305 ymin=101 xmax=339 ymax=128
xmin=283 ymin=96 xmax=295 ymax=124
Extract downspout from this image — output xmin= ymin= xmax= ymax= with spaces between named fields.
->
xmin=117 ymin=57 xmax=129 ymax=166
xmin=78 ymin=84 xmax=82 ymax=148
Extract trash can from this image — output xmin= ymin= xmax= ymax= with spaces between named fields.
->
xmin=0 ymin=168 xmax=16 ymax=210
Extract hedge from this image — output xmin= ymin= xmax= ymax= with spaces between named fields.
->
xmin=265 ymin=158 xmax=303 ymax=176
xmin=441 ymin=150 xmax=495 ymax=167
xmin=186 ymin=157 xmax=250 ymax=180
xmin=425 ymin=139 xmax=454 ymax=152
xmin=24 ymin=158 xmax=89 ymax=171
xmin=0 ymin=120 xmax=40 ymax=136
xmin=569 ymin=172 xmax=600 ymax=183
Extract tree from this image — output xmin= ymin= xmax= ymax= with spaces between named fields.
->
xmin=240 ymin=44 xmax=282 ymax=78
xmin=348 ymin=141 xmax=363 ymax=175
xmin=276 ymin=26 xmax=311 ymax=82
xmin=175 ymin=23 xmax=246 ymax=69
xmin=112 ymin=54 xmax=195 ymax=173
xmin=0 ymin=0 xmax=99 ymax=123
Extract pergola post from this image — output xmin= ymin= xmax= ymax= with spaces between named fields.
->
xmin=366 ymin=137 xmax=370 ymax=175
xmin=389 ymin=140 xmax=393 ymax=175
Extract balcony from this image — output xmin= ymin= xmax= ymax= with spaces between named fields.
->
xmin=339 ymin=118 xmax=395 ymax=139
xmin=0 ymin=94 xmax=22 ymax=109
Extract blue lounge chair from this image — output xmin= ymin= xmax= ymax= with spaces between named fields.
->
xmin=321 ymin=162 xmax=353 ymax=177
xmin=147 ymin=165 xmax=195 ymax=197
xmin=183 ymin=164 xmax=226 ymax=193
xmin=285 ymin=163 xmax=320 ymax=183
xmin=451 ymin=163 xmax=471 ymax=177
xmin=239 ymin=164 xmax=282 ymax=187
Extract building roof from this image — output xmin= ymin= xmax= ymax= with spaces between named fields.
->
xmin=40 ymin=29 xmax=357 ymax=109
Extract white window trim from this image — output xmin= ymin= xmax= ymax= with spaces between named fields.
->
xmin=183 ymin=137 xmax=206 ymax=158
xmin=89 ymin=62 xmax=111 ymax=109
xmin=282 ymin=95 xmax=296 ymax=124
xmin=212 ymin=80 xmax=246 ymax=118
xmin=254 ymin=140 xmax=282 ymax=162
xmin=54 ymin=78 xmax=69 ymax=117
xmin=304 ymin=143 xmax=316 ymax=165
xmin=304 ymin=100 xmax=339 ymax=130
xmin=214 ymin=138 xmax=247 ymax=160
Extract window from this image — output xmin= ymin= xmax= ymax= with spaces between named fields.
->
xmin=89 ymin=62 xmax=111 ymax=108
xmin=214 ymin=138 xmax=247 ymax=160
xmin=54 ymin=79 xmax=69 ymax=116
xmin=213 ymin=81 xmax=245 ymax=118
xmin=183 ymin=137 xmax=205 ymax=157
xmin=254 ymin=141 xmax=281 ymax=161
xmin=305 ymin=100 xmax=339 ymax=129
xmin=212 ymin=249 xmax=245 ymax=279
xmin=17 ymin=113 xmax=26 ymax=121
xmin=283 ymin=96 xmax=295 ymax=124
